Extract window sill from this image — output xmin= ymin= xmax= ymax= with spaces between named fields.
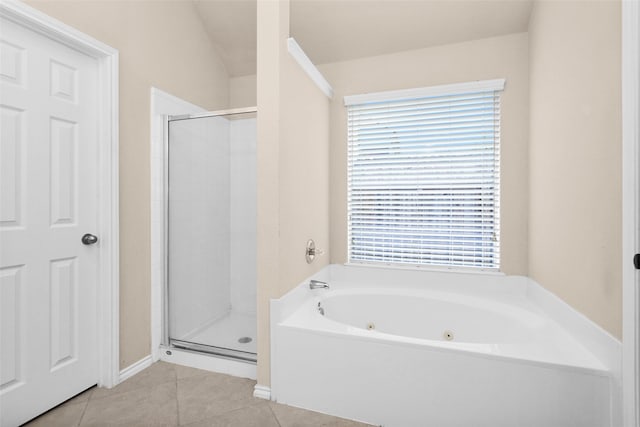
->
xmin=343 ymin=261 xmax=505 ymax=277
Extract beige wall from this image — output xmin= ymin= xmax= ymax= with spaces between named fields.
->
xmin=27 ymin=0 xmax=230 ymax=369
xmin=26 ymin=0 xmax=623 ymax=386
xmin=319 ymin=33 xmax=530 ymax=275
xmin=256 ymin=0 xmax=330 ymax=386
xmin=528 ymin=0 xmax=622 ymax=338
xmin=230 ymin=74 xmax=257 ymax=108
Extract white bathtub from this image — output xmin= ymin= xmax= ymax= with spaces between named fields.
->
xmin=270 ymin=264 xmax=620 ymax=427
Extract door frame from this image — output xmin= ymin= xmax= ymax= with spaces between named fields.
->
xmin=0 ymin=0 xmax=120 ymax=388
xmin=623 ymin=0 xmax=640 ymax=425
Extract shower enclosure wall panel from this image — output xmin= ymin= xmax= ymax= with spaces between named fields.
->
xmin=230 ymin=118 xmax=257 ymax=316
xmin=168 ymin=117 xmax=231 ymax=341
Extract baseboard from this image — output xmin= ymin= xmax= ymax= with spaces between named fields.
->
xmin=254 ymin=384 xmax=271 ymax=400
xmin=119 ymin=355 xmax=153 ymax=383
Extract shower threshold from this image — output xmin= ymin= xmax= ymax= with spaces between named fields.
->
xmin=170 ymin=339 xmax=257 ymax=363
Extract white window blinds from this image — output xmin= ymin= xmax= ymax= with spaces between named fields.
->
xmin=346 ymin=79 xmax=504 ymax=270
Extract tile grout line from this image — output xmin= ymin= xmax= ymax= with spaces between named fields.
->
xmin=175 ymin=372 xmax=181 ymax=426
xmin=267 ymin=402 xmax=283 ymax=427
xmin=88 ymin=365 xmax=177 ymax=404
xmin=75 ymin=398 xmax=90 ymax=427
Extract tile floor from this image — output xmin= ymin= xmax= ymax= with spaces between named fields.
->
xmin=23 ymin=361 xmax=374 ymax=427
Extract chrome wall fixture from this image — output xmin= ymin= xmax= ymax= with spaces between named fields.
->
xmin=305 ymin=239 xmax=324 ymax=264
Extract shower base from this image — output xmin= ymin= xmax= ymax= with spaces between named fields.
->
xmin=159 ymin=345 xmax=257 ymax=380
xmin=175 ymin=310 xmax=257 ymax=358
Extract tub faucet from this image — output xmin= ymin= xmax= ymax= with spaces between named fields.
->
xmin=309 ymin=279 xmax=329 ymax=290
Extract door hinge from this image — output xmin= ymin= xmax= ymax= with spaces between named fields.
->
xmin=634 ymin=253 xmax=640 ymax=270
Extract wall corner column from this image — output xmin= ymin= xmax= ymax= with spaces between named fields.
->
xmin=256 ymin=0 xmax=289 ymax=388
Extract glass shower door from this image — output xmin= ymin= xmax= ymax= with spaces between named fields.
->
xmin=166 ymin=110 xmax=257 ymax=361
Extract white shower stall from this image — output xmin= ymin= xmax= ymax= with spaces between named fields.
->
xmin=165 ymin=109 xmax=257 ymax=361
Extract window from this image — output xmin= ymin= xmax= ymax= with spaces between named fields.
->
xmin=346 ymin=79 xmax=504 ymax=270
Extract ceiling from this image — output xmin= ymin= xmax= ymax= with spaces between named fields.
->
xmin=193 ymin=0 xmax=257 ymax=77
xmin=194 ymin=0 xmax=533 ymax=78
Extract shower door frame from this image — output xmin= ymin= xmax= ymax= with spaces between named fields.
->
xmin=163 ymin=107 xmax=258 ymax=363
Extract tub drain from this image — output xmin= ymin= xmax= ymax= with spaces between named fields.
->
xmin=443 ymin=330 xmax=454 ymax=341
xmin=238 ymin=337 xmax=252 ymax=344
xmin=366 ymin=322 xmax=375 ymax=330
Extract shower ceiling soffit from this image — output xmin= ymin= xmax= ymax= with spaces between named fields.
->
xmin=193 ymin=0 xmax=533 ymax=77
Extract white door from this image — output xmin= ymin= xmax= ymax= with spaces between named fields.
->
xmin=0 ymin=14 xmax=100 ymax=427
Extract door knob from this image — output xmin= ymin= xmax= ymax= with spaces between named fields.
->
xmin=81 ymin=234 xmax=98 ymax=245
